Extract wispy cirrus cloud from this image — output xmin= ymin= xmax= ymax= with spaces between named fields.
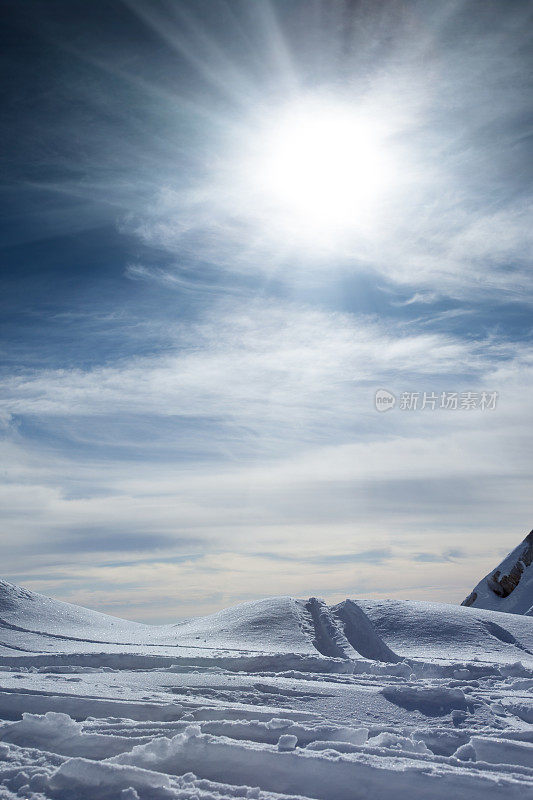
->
xmin=0 ymin=295 xmax=531 ymax=620
xmin=1 ymin=300 xmax=526 ymax=427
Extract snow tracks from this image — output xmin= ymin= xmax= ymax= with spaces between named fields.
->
xmin=302 ymin=597 xmax=400 ymax=663
xmin=1 ymin=592 xmax=533 ymax=799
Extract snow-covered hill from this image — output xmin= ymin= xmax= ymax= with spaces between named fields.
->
xmin=1 ymin=579 xmax=533 ymax=799
xmin=462 ymin=529 xmax=533 ymax=615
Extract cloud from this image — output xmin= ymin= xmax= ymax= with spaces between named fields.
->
xmin=1 ymin=300 xmax=525 ymax=431
xmin=413 ymin=550 xmax=465 ymax=564
xmin=389 ymin=292 xmax=440 ymax=307
xmin=47 ymin=529 xmax=202 ymax=555
xmin=255 ymin=549 xmax=392 ymax=566
xmin=124 ymin=263 xmax=248 ymax=297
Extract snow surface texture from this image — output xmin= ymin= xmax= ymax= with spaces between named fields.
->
xmin=1 ymin=580 xmax=533 ymax=799
xmin=463 ymin=529 xmax=533 ymax=615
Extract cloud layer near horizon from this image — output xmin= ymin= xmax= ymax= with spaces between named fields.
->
xmin=2 ymin=300 xmax=531 ymax=620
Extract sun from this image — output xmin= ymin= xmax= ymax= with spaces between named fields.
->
xmin=215 ymin=93 xmax=398 ymax=256
xmin=242 ymin=96 xmax=393 ymax=248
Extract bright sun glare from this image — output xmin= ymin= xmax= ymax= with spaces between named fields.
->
xmin=241 ymin=97 xmax=393 ymax=248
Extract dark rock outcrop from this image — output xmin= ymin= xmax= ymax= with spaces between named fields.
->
xmin=483 ymin=531 xmax=533 ymax=600
xmin=462 ymin=530 xmax=533 ymax=611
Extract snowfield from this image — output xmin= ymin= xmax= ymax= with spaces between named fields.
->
xmin=1 ymin=581 xmax=533 ymax=799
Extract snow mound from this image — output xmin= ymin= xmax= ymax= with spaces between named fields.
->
xmin=170 ymin=596 xmax=315 ymax=654
xmin=0 ymin=582 xmax=318 ymax=655
xmin=462 ymin=529 xmax=533 ymax=615
xmin=358 ymin=597 xmax=533 ymax=664
xmin=0 ymin=579 xmax=153 ymax=643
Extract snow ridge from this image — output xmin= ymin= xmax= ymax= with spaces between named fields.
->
xmin=332 ymin=599 xmax=400 ymax=663
xmin=303 ymin=597 xmax=354 ymax=659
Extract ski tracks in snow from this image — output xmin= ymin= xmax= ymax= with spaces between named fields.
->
xmin=0 ymin=596 xmax=533 ymax=799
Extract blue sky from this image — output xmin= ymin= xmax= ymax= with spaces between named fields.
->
xmin=1 ymin=0 xmax=532 ymax=622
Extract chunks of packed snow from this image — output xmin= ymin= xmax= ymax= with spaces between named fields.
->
xmin=277 ymin=734 xmax=297 ymax=751
xmin=50 ymin=757 xmax=172 ymax=793
xmin=366 ymin=732 xmax=431 ymax=754
xmin=381 ymin=686 xmax=468 ymax=715
xmin=465 ymin=736 xmax=533 ymax=768
xmin=499 ymin=698 xmax=533 ymax=723
xmin=0 ymin=711 xmax=151 ymax=758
